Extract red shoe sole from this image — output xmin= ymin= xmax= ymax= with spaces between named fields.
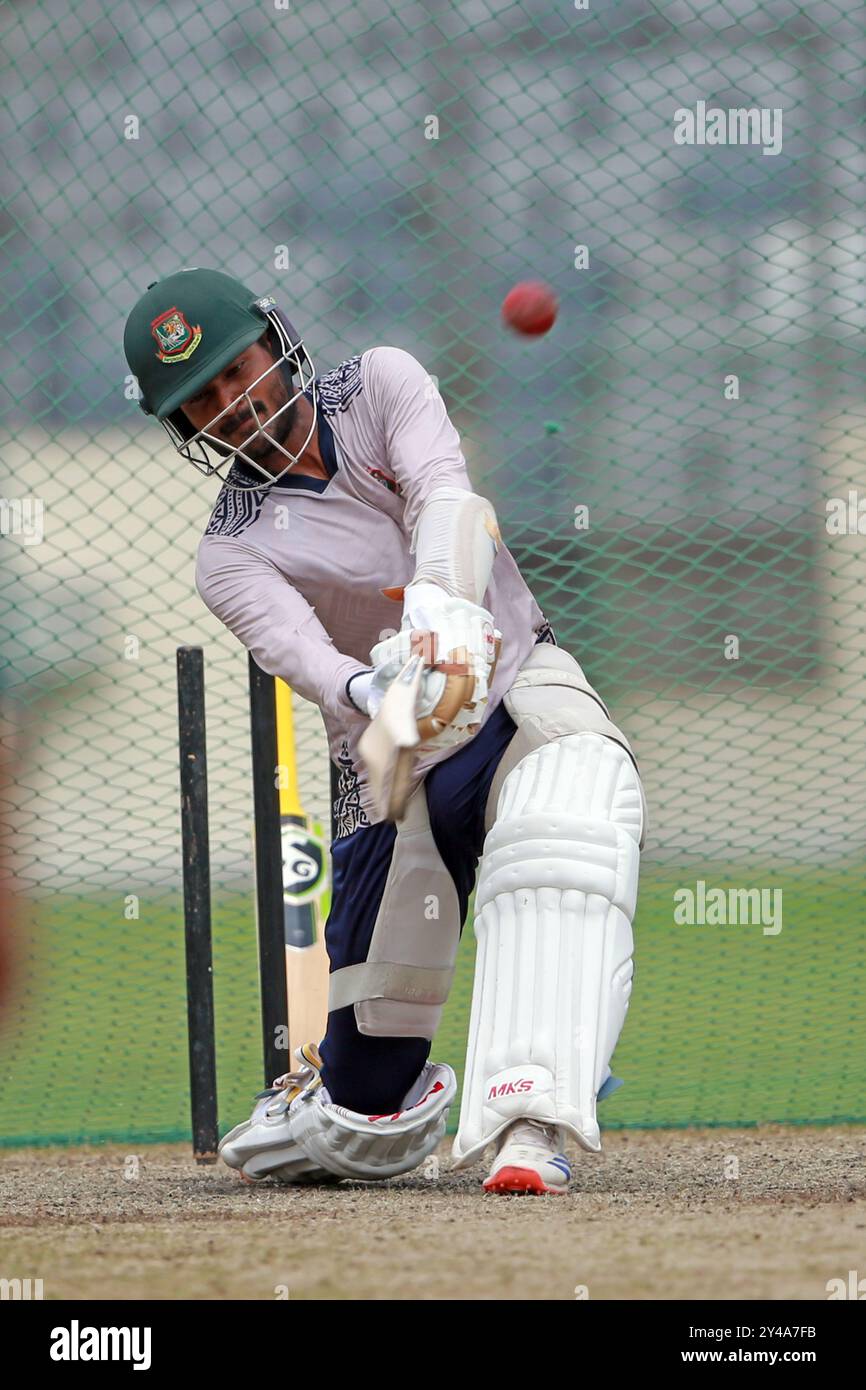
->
xmin=483 ymin=1165 xmax=565 ymax=1195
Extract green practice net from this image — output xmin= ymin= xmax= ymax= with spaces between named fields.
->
xmin=1 ymin=1 xmax=864 ymax=1147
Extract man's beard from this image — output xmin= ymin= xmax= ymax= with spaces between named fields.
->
xmin=217 ymin=391 xmax=298 ymax=473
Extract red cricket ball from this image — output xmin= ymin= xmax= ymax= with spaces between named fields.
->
xmin=501 ymin=281 xmax=558 ymax=336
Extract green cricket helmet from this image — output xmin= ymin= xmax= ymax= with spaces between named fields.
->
xmin=123 ymin=267 xmax=317 ymax=490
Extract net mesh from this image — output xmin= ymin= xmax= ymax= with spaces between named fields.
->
xmin=1 ymin=0 xmax=864 ymax=1146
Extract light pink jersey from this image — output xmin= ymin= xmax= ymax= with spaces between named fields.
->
xmin=195 ymin=345 xmax=553 ymax=836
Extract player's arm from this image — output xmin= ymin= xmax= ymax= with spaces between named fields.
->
xmin=195 ymin=537 xmax=369 ymax=725
xmin=357 ymin=346 xmax=501 ymax=716
xmin=362 ymin=343 xmax=497 ymax=548
xmin=363 ymin=346 xmax=501 ymax=612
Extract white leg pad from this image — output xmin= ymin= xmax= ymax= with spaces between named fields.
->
xmin=452 ymin=733 xmax=643 ymax=1167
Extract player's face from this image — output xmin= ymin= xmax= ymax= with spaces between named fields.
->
xmin=180 ymin=338 xmax=296 ymax=469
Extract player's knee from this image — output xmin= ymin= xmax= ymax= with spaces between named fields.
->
xmin=495 ymin=732 xmax=643 ymax=839
xmin=480 ymin=733 xmax=644 ymax=916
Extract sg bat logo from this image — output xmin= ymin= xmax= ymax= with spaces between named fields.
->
xmin=280 ymin=823 xmax=327 ymax=908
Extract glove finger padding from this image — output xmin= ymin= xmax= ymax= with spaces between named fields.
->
xmin=370 ymin=615 xmax=501 ymax=750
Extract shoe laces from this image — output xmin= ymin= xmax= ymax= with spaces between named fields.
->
xmin=506 ymin=1118 xmax=560 ymax=1149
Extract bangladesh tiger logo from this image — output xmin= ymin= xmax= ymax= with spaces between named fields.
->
xmin=151 ymin=306 xmax=202 ymax=362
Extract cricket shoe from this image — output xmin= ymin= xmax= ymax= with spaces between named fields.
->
xmin=219 ymin=1042 xmax=340 ymax=1185
xmin=482 ymin=1118 xmax=571 ymax=1195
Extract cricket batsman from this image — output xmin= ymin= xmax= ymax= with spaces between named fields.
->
xmin=124 ymin=267 xmax=646 ymax=1194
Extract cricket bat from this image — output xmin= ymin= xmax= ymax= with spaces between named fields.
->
xmin=358 ymin=654 xmax=424 ymax=821
xmin=358 ymin=640 xmax=481 ymax=822
xmin=274 ymin=677 xmax=330 ymax=1057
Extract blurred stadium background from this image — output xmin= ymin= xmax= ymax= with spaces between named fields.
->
xmin=0 ymin=0 xmax=863 ymax=1147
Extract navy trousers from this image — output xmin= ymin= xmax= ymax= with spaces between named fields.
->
xmin=318 ymin=700 xmax=519 ymax=1113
